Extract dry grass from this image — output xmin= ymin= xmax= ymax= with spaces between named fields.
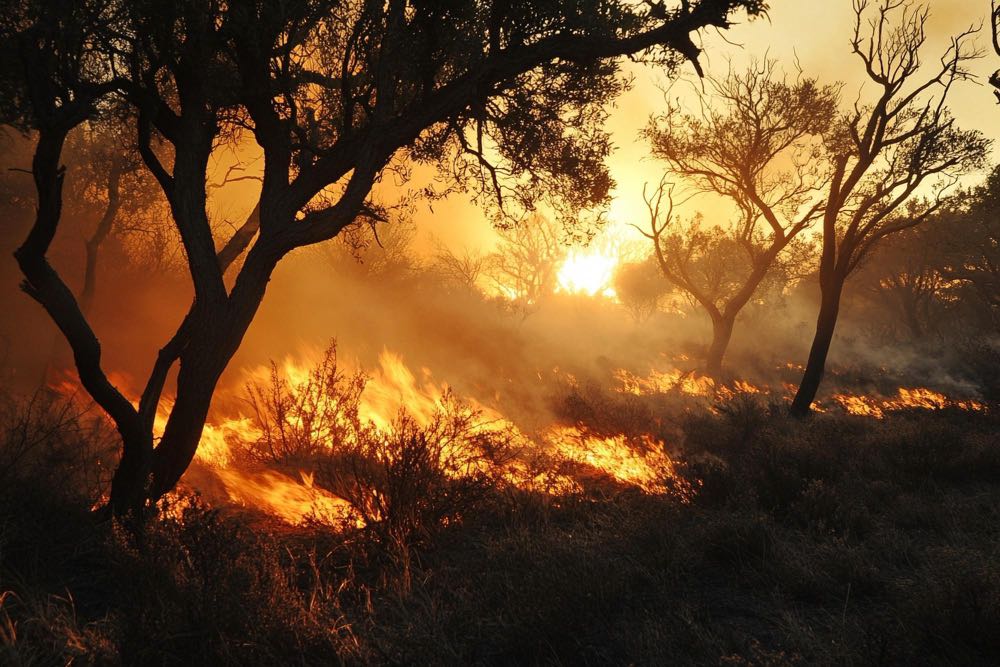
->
xmin=1 ymin=375 xmax=999 ymax=665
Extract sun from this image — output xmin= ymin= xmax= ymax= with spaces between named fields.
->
xmin=556 ymin=247 xmax=620 ymax=298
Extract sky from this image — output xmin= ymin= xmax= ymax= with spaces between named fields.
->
xmin=411 ymin=0 xmax=997 ymax=256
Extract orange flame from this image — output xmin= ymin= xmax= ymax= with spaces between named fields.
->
xmin=833 ymin=387 xmax=985 ymax=418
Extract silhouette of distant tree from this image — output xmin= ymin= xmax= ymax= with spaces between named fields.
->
xmin=850 ymin=215 xmax=950 ymax=341
xmin=789 ymin=1 xmax=989 ymax=416
xmin=0 ymin=0 xmax=766 ymax=518
xmin=429 ymin=241 xmax=489 ymax=294
xmin=613 ymin=255 xmax=673 ymax=323
xmin=935 ymin=167 xmax=1000 ymax=331
xmin=486 ymin=215 xmax=564 ymax=312
xmin=642 ymin=61 xmax=837 ymax=377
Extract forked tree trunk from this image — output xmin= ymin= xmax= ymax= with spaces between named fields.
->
xmin=706 ymin=314 xmax=735 ymax=379
xmin=107 ymin=247 xmax=278 ymax=510
xmin=790 ymin=277 xmax=846 ymax=416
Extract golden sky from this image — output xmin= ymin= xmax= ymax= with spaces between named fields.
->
xmin=412 ymin=0 xmax=996 ymax=255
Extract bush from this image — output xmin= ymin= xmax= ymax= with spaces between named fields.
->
xmin=242 ymin=342 xmax=366 ymax=466
xmin=0 ymin=387 xmax=118 ymax=502
xmin=319 ymin=394 xmax=518 ymax=555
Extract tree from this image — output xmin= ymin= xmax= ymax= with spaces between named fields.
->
xmin=934 ymin=167 xmax=1000 ymax=331
xmin=485 ymin=214 xmax=565 ymax=311
xmin=992 ymin=0 xmax=999 ymax=102
xmin=849 ymin=215 xmax=950 ymax=341
xmin=322 ymin=218 xmax=421 ymax=282
xmin=642 ymin=61 xmax=838 ymax=376
xmin=613 ymin=255 xmax=673 ymax=323
xmin=789 ymin=1 xmax=990 ymax=416
xmin=429 ymin=241 xmax=489 ymax=294
xmin=62 ymin=118 xmax=164 ymax=314
xmin=3 ymin=0 xmax=766 ymax=517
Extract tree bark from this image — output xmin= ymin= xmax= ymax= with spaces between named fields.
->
xmin=790 ymin=277 xmax=846 ymax=416
xmin=706 ymin=314 xmax=735 ymax=379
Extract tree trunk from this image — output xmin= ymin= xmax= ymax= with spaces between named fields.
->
xmin=149 ymin=355 xmax=223 ymax=499
xmin=790 ymin=277 xmax=845 ymax=416
xmin=706 ymin=314 xmax=735 ymax=379
xmin=107 ymin=428 xmax=153 ymax=519
xmin=107 ymin=246 xmax=279 ymax=508
xmin=899 ymin=291 xmax=924 ymax=340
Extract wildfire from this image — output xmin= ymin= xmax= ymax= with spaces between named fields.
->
xmin=48 ymin=345 xmax=989 ymax=528
xmin=543 ymin=426 xmax=691 ymax=497
xmin=214 ymin=468 xmax=354 ymax=525
xmin=360 ymin=350 xmax=453 ymax=430
xmin=614 ymin=367 xmax=719 ymax=397
xmin=832 ymin=387 xmax=985 ymax=418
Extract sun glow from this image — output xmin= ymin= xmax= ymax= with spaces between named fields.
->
xmin=556 ymin=248 xmax=620 ymax=297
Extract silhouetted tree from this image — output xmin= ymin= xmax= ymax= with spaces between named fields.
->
xmin=850 ymin=215 xmax=949 ymax=341
xmin=935 ymin=167 xmax=1000 ymax=331
xmin=789 ymin=1 xmax=990 ymax=416
xmin=485 ymin=214 xmax=564 ymax=311
xmin=642 ymin=61 xmax=837 ymax=376
xmin=992 ymin=0 xmax=999 ymax=102
xmin=430 ymin=241 xmax=489 ymax=294
xmin=323 ymin=218 xmax=421 ymax=282
xmin=1 ymin=0 xmax=766 ymax=517
xmin=62 ymin=118 xmax=163 ymax=313
xmin=613 ymin=255 xmax=673 ymax=323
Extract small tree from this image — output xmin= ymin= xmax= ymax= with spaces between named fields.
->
xmin=485 ymin=214 xmax=565 ymax=311
xmin=789 ymin=1 xmax=990 ymax=415
xmin=642 ymin=61 xmax=838 ymax=376
xmin=62 ymin=119 xmax=157 ymax=313
xmin=613 ymin=255 xmax=673 ymax=323
xmin=934 ymin=167 xmax=1000 ymax=331
xmin=429 ymin=241 xmax=489 ymax=294
xmin=850 ymin=216 xmax=949 ymax=341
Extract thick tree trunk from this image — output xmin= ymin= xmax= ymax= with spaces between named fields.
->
xmin=790 ymin=278 xmax=846 ymax=416
xmin=706 ymin=314 xmax=735 ymax=379
xmin=106 ymin=246 xmax=279 ymax=509
xmin=149 ymin=355 xmax=223 ymax=499
xmin=107 ymin=428 xmax=153 ymax=518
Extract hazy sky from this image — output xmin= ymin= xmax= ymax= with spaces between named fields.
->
xmin=412 ymin=0 xmax=996 ymax=254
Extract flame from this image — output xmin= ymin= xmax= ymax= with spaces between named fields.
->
xmin=614 ymin=367 xmax=719 ymax=397
xmin=833 ymin=387 xmax=985 ymax=418
xmin=543 ymin=426 xmax=692 ymax=498
xmin=50 ymin=342 xmax=988 ymax=528
xmin=214 ymin=468 xmax=354 ymax=526
xmin=360 ymin=350 xmax=448 ymax=430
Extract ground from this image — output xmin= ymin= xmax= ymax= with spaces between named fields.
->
xmin=1 ymin=390 xmax=998 ymax=665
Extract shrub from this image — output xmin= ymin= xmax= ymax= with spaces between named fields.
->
xmin=0 ymin=387 xmax=117 ymax=501
xmin=320 ymin=393 xmax=518 ymax=549
xmin=242 ymin=342 xmax=366 ymax=466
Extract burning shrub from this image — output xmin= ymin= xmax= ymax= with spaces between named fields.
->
xmin=242 ymin=343 xmax=366 ymax=465
xmin=320 ymin=393 xmax=518 ymax=546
